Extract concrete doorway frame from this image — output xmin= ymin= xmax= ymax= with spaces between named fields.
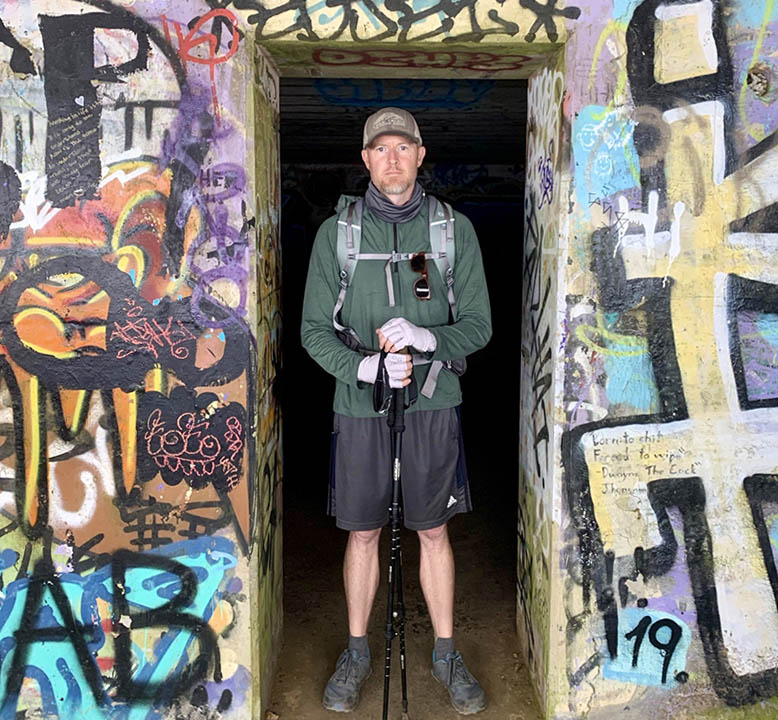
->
xmin=253 ymin=39 xmax=567 ymax=719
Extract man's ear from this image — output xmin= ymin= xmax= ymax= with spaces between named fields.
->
xmin=361 ymin=148 xmax=370 ymax=170
xmin=417 ymin=145 xmax=426 ymax=167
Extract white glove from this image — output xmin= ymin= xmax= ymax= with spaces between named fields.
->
xmin=379 ymin=317 xmax=436 ymax=353
xmin=357 ymin=352 xmax=411 ymax=388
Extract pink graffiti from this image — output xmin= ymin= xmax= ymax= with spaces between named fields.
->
xmin=224 ymin=415 xmax=243 ymax=460
xmin=144 ymin=408 xmax=244 ymax=489
xmin=218 ymin=456 xmax=240 ymax=490
xmin=145 ymin=408 xmax=221 ymax=476
xmin=111 ymin=298 xmax=196 ymax=361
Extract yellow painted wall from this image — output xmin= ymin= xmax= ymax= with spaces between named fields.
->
xmin=557 ymin=1 xmax=778 ymax=718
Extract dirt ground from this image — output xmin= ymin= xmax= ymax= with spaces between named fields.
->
xmin=268 ymin=435 xmax=544 ymax=720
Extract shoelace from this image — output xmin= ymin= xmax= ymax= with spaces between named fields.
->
xmin=447 ymin=652 xmax=475 ymax=687
xmin=334 ymin=651 xmax=360 ymax=684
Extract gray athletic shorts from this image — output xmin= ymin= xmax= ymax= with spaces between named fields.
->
xmin=328 ymin=406 xmax=472 ymax=531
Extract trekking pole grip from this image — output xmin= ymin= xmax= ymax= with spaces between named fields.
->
xmin=389 ymin=386 xmax=405 ymax=431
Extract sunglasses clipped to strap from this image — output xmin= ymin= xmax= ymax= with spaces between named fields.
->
xmin=410 ymin=252 xmax=430 ymax=301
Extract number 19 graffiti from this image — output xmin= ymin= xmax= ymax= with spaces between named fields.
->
xmin=604 ymin=609 xmax=691 ymax=686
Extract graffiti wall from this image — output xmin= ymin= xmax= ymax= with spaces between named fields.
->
xmin=518 ymin=61 xmax=565 ymax=713
xmin=8 ymin=0 xmax=778 ymax=717
xmin=556 ymin=0 xmax=778 ymax=717
xmin=255 ymin=0 xmax=577 ymax=77
xmin=0 ymin=2 xmax=280 ymax=719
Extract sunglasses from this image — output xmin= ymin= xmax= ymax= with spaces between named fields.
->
xmin=410 ymin=253 xmax=430 ymax=301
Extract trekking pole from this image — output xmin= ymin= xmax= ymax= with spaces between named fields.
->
xmin=382 ymin=383 xmax=410 ymax=720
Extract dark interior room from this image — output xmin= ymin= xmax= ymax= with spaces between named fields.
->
xmin=270 ymin=77 xmax=537 ymax=719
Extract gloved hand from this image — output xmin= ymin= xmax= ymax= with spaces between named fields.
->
xmin=357 ymin=352 xmax=412 ymax=388
xmin=378 ymin=317 xmax=436 ymax=353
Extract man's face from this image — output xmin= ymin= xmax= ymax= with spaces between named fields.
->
xmin=361 ymin=134 xmax=426 ymax=198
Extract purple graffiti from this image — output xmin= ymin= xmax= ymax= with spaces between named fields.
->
xmin=185 ymin=194 xmax=250 ymax=330
xmin=537 ymin=142 xmax=554 ymax=209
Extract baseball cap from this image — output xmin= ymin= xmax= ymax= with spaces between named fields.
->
xmin=363 ymin=107 xmax=422 ymax=148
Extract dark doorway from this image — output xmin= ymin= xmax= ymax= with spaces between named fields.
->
xmin=271 ymin=77 xmax=537 ymax=719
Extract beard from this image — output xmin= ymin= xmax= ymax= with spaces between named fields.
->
xmin=377 ymin=177 xmax=413 ymax=196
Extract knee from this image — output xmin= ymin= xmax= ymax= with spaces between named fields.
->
xmin=349 ymin=528 xmax=382 ymax=549
xmin=417 ymin=523 xmax=448 ymax=548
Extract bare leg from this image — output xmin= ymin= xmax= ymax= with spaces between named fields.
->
xmin=418 ymin=523 xmax=454 ymax=638
xmin=344 ymin=528 xmax=382 ymax=636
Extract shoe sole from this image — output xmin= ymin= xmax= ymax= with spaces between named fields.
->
xmin=431 ymin=669 xmax=487 ymax=715
xmin=322 ymin=666 xmax=373 ymax=713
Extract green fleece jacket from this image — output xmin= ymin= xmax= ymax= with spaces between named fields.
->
xmin=301 ymin=196 xmax=492 ymax=418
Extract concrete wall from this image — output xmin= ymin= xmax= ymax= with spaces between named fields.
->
xmin=518 ymin=59 xmax=565 ymax=714
xmin=3 ymin=0 xmax=778 ymax=718
xmin=556 ymin=1 xmax=778 ymax=718
xmin=0 ymin=3 xmax=281 ymax=719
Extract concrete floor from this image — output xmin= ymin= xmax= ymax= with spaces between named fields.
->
xmin=268 ymin=430 xmax=543 ymax=720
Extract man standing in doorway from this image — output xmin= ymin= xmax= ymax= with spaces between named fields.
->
xmin=301 ymin=107 xmax=492 ymax=715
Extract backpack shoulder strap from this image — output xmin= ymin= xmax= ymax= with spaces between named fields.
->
xmin=336 ymin=198 xmax=363 ymax=279
xmin=428 ymin=196 xmax=457 ymax=320
xmin=333 ymin=199 xmax=363 ymax=339
xmin=421 ymin=197 xmax=459 ymax=399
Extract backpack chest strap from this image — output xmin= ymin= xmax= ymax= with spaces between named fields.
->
xmin=354 ymin=251 xmax=441 ymax=307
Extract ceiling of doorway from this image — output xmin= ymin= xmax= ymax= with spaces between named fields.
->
xmin=279 ymin=78 xmax=528 ymax=166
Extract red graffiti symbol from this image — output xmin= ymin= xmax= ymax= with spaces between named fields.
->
xmin=162 ymin=9 xmax=240 ymax=124
xmin=312 ymin=48 xmax=531 ymax=73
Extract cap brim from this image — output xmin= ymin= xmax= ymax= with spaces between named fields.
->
xmin=364 ymin=129 xmax=420 ymax=148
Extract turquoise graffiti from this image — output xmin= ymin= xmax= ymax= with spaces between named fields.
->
xmin=574 ymin=106 xmax=640 ymax=210
xmin=601 ymin=313 xmax=661 ymax=413
xmin=0 ymin=537 xmax=239 ymax=720
xmin=603 ymin=608 xmax=691 ymax=686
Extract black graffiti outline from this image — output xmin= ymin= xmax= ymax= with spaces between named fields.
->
xmin=210 ymin=0 xmax=519 ymax=42
xmin=0 ymin=18 xmax=35 ymax=76
xmin=726 ymin=274 xmax=778 ymax=410
xmin=111 ymin=549 xmax=222 ymax=702
xmin=563 ymin=414 xmax=778 ymax=707
xmin=523 ymin=195 xmax=554 ymax=483
xmin=0 ymin=255 xmax=247 ymax=391
xmin=626 ymin=0 xmax=736 ymax=207
xmin=745 ymin=475 xmax=778 ymax=610
xmin=519 ymin=0 xmax=580 ymax=43
xmin=564 ymin=219 xmax=778 ymax=703
xmin=2 ymin=538 xmax=110 ymax=715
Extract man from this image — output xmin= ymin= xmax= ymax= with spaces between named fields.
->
xmin=301 ymin=107 xmax=492 ymax=715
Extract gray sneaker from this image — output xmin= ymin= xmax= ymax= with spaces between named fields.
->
xmin=322 ymin=649 xmax=372 ymax=712
xmin=432 ymin=651 xmax=487 ymax=715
